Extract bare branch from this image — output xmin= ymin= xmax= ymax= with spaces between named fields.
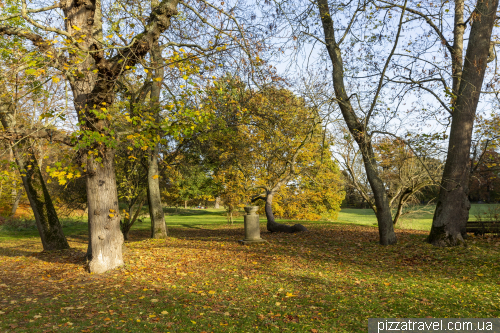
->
xmin=0 ymin=1 xmax=64 ymax=21
xmin=365 ymin=0 xmax=407 ymax=126
xmin=0 ymin=128 xmax=75 ymax=146
xmin=20 ymin=0 xmax=75 ymax=43
xmin=378 ymin=0 xmax=454 ymax=55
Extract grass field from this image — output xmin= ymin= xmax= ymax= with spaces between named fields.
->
xmin=0 ymin=206 xmax=499 ymax=332
xmin=337 ymin=203 xmax=500 ymax=231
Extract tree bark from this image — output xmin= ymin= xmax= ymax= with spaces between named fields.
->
xmin=317 ymin=0 xmax=396 ymax=244
xmin=10 ymin=187 xmax=23 ymax=217
xmin=215 ymin=196 xmax=221 ymax=209
xmin=428 ymin=0 xmax=499 ymax=246
xmin=1 ymin=0 xmax=179 ymax=272
xmin=263 ymin=192 xmax=307 ymax=233
xmin=147 ymin=39 xmax=167 ymax=239
xmin=121 ymin=197 xmax=146 ymax=241
xmin=148 ymin=144 xmax=167 ymax=238
xmin=0 ymin=84 xmax=69 ymax=251
xmin=13 ymin=147 xmax=70 ymax=250
xmin=85 ymin=151 xmax=123 ymax=273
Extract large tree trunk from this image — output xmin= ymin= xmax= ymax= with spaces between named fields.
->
xmin=317 ymin=0 xmax=396 ymax=245
xmin=428 ymin=0 xmax=499 ymax=246
xmin=264 ymin=192 xmax=307 ymax=233
xmin=85 ymin=152 xmax=123 ymax=273
xmin=1 ymin=0 xmax=180 ymax=273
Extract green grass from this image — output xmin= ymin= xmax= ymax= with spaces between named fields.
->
xmin=337 ymin=203 xmax=500 ymax=231
xmin=0 ymin=207 xmax=499 ymax=332
xmin=1 ymin=203 xmax=498 ymax=240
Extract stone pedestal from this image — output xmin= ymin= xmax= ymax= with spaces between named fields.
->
xmin=239 ymin=206 xmax=268 ymax=245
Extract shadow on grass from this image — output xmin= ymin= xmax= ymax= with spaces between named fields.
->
xmin=120 ymin=223 xmax=476 ymax=282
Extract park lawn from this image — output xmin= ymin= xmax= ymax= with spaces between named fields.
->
xmin=0 ymin=209 xmax=499 ymax=332
xmin=337 ymin=203 xmax=500 ymax=231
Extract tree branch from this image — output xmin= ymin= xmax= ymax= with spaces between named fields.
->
xmin=365 ymin=0 xmax=407 ymax=126
xmin=378 ymin=0 xmax=454 ymax=55
xmin=0 ymin=1 xmax=64 ymax=21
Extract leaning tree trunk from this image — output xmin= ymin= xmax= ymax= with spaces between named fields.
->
xmin=12 ymin=146 xmax=70 ymax=250
xmin=317 ymin=0 xmax=396 ymax=244
xmin=428 ymin=0 xmax=499 ymax=246
xmin=10 ymin=187 xmax=23 ymax=217
xmin=359 ymin=142 xmax=397 ymax=244
xmin=0 ymin=87 xmax=69 ymax=250
xmin=85 ymin=152 xmax=124 ymax=273
xmin=264 ymin=192 xmax=307 ymax=233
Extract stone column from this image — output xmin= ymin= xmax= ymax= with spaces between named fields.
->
xmin=239 ymin=206 xmax=268 ymax=245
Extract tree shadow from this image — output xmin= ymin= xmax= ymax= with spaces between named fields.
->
xmin=0 ymin=246 xmax=87 ymax=265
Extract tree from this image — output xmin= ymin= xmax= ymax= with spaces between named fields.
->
xmin=0 ymin=41 xmax=69 ymax=250
xmin=0 ymin=94 xmax=69 ymax=251
xmin=268 ymin=0 xmax=407 ymax=243
xmin=416 ymin=0 xmax=499 ymax=245
xmin=469 ymin=150 xmax=500 ymax=203
xmin=270 ymin=158 xmax=345 ymax=222
xmin=0 ymin=0 xmax=184 ymax=272
xmin=335 ymin=130 xmax=443 ymax=225
xmin=114 ymin=144 xmax=148 ymax=241
xmin=213 ymin=165 xmax=250 ymax=224
xmin=1 ymin=0 xmax=263 ymax=272
xmin=200 ymin=77 xmax=344 ymax=232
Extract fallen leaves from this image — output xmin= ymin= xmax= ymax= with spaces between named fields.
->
xmin=0 ymin=221 xmax=499 ymax=332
